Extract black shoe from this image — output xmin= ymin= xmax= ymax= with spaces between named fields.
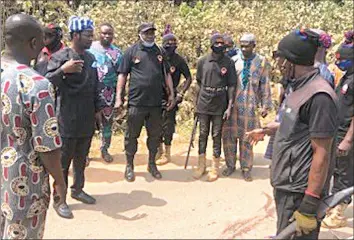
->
xmin=147 ymin=164 xmax=162 ymax=179
xmin=222 ymin=167 xmax=235 ymax=176
xmin=71 ymin=191 xmax=96 ymax=204
xmin=54 ymin=202 xmax=73 ymax=219
xmin=101 ymin=150 xmax=113 ymax=163
xmin=125 ymin=165 xmax=135 ymax=182
xmin=242 ymin=169 xmax=253 ymax=182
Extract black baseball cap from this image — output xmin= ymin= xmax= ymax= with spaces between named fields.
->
xmin=138 ymin=22 xmax=156 ymax=33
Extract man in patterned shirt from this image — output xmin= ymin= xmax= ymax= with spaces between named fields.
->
xmin=88 ymin=23 xmax=123 ymax=163
xmin=1 ymin=13 xmax=66 ymax=239
xmin=222 ymin=33 xmax=272 ymax=181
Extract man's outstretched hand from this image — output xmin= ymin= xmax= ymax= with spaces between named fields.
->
xmin=245 ymin=128 xmax=265 ymax=145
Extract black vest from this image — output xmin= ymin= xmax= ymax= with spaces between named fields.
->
xmin=271 ymin=74 xmax=338 ymax=194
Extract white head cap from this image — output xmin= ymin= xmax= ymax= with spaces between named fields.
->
xmin=240 ymin=33 xmax=256 ymax=44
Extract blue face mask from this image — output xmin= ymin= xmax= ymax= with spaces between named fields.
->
xmin=336 ymin=59 xmax=353 ymax=71
xmin=139 ymin=34 xmax=155 ymax=48
xmin=226 ymin=48 xmax=238 ymax=58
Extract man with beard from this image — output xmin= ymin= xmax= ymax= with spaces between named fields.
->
xmin=155 ymin=24 xmax=192 ymax=165
xmin=222 ymin=33 xmax=272 ymax=181
xmin=1 ymin=13 xmax=66 ymax=239
xmin=88 ymin=23 xmax=123 ymax=163
xmin=193 ymin=32 xmax=236 ymax=182
xmin=45 ymin=16 xmax=106 ymax=218
xmin=246 ymin=28 xmax=338 ymax=239
xmin=115 ymin=23 xmax=175 ymax=182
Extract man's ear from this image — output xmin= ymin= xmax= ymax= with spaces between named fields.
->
xmin=72 ymin=32 xmax=80 ymax=40
xmin=30 ymin=37 xmax=37 ymax=50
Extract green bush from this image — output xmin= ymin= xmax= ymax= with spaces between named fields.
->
xmin=2 ymin=0 xmax=353 ymax=130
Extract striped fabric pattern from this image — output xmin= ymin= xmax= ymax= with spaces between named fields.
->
xmin=68 ymin=15 xmax=94 ymax=33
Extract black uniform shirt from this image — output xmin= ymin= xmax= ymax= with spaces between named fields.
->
xmin=45 ymin=47 xmax=105 ymax=138
xmin=118 ymin=42 xmax=170 ymax=107
xmin=335 ymin=72 xmax=354 ymax=139
xmin=271 ymin=71 xmax=338 ymax=194
xmin=165 ymin=52 xmax=191 ymax=90
xmin=196 ymin=53 xmax=237 ymax=115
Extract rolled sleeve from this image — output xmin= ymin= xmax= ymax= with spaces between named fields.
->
xmin=308 ymin=93 xmax=338 ymax=138
xmin=117 ymin=47 xmax=133 ymax=74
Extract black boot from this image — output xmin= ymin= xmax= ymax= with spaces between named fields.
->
xmin=125 ymin=155 xmax=135 ymax=182
xmin=222 ymin=166 xmax=235 ymax=176
xmin=147 ymin=152 xmax=162 ymax=179
xmin=101 ymin=149 xmax=113 ymax=163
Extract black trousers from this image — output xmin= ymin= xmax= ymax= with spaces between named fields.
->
xmin=198 ymin=114 xmax=223 ymax=157
xmin=332 ymin=144 xmax=354 ymax=204
xmin=125 ymin=106 xmax=162 ymax=161
xmin=274 ymin=189 xmax=321 ymax=240
xmin=160 ymin=107 xmax=177 ymax=146
xmin=61 ymin=137 xmax=92 ymax=194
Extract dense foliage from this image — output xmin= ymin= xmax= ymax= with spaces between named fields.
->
xmin=1 ymin=0 xmax=353 ymax=131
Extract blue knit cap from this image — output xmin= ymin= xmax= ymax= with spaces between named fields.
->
xmin=68 ymin=16 xmax=94 ymax=33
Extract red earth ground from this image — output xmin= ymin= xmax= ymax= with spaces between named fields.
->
xmin=44 ymin=133 xmax=353 ymax=239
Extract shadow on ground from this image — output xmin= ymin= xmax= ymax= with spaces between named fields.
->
xmin=69 ymin=190 xmax=167 ymax=221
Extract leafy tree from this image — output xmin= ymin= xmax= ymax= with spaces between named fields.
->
xmin=1 ymin=0 xmax=353 ymax=126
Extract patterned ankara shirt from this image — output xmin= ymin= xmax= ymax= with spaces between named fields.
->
xmin=223 ymin=53 xmax=272 ymax=138
xmin=1 ymin=60 xmax=62 ymax=222
xmin=89 ymin=41 xmax=122 ymax=109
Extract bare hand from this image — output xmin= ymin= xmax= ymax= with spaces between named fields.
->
xmin=61 ymin=59 xmax=84 ymax=74
xmin=223 ymin=107 xmax=232 ymax=120
xmin=261 ymin=109 xmax=268 ymax=118
xmin=53 ymin=183 xmax=67 ymax=206
xmin=337 ymin=139 xmax=352 ymax=156
xmin=166 ymin=95 xmax=176 ymax=111
xmin=245 ymin=129 xmax=265 ymax=145
xmin=114 ymin=97 xmax=123 ymax=110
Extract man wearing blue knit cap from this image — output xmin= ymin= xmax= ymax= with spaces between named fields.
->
xmin=46 ymin=16 xmax=106 ymax=219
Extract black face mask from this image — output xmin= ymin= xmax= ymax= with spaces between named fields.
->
xmin=164 ymin=45 xmax=177 ymax=54
xmin=46 ymin=35 xmax=61 ymax=51
xmin=211 ymin=45 xmax=226 ymax=54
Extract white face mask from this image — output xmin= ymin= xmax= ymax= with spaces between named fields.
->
xmin=139 ymin=34 xmax=155 ymax=48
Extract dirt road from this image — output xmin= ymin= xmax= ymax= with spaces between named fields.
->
xmin=44 ymin=134 xmax=353 ymax=239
